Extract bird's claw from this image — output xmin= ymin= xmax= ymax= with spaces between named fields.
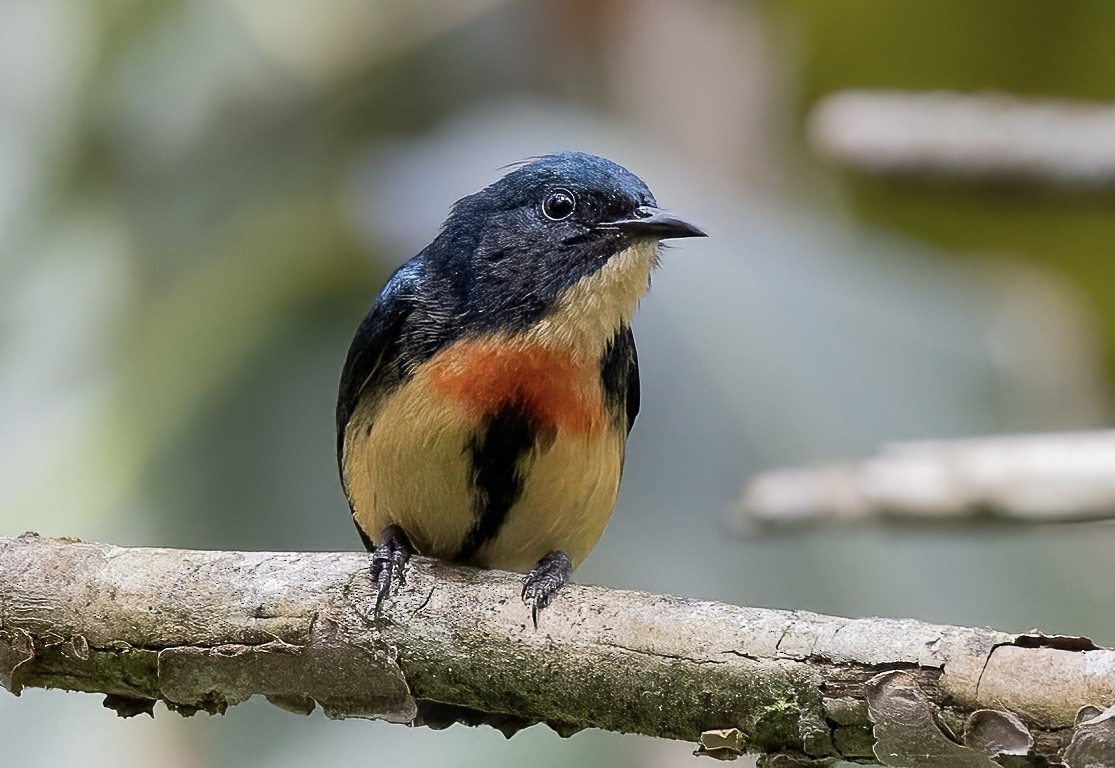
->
xmin=521 ymin=550 xmax=572 ymax=629
xmin=371 ymin=524 xmax=413 ymax=616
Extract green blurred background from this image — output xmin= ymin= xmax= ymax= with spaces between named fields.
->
xmin=2 ymin=1 xmax=1115 ymax=766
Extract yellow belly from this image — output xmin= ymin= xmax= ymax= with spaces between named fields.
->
xmin=473 ymin=426 xmax=624 ymax=570
xmin=342 ymin=358 xmax=625 ymax=571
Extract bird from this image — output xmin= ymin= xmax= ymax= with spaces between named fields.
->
xmin=336 ymin=151 xmax=705 ymax=625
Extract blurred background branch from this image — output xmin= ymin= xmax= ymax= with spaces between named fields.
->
xmin=739 ymin=430 xmax=1115 ymax=528
xmin=3 ymin=536 xmax=1113 ymax=767
xmin=808 ymin=90 xmax=1115 ymax=186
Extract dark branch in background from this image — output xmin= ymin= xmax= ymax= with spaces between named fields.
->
xmin=807 ymin=90 xmax=1115 ymax=187
xmin=1 ymin=535 xmax=1113 ymax=767
xmin=738 ymin=430 xmax=1115 ymax=529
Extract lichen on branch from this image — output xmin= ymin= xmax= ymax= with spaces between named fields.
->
xmin=0 ymin=534 xmax=1111 ymax=767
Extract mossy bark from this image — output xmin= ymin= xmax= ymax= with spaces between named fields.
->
xmin=1 ymin=535 xmax=1112 ymax=766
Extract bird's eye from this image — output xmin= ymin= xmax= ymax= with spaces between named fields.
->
xmin=542 ymin=188 xmax=576 ymax=221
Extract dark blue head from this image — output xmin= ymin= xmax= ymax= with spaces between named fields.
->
xmin=463 ymin=152 xmax=657 ymax=226
xmin=424 ymin=152 xmax=704 ymax=334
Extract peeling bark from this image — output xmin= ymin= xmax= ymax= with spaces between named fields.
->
xmin=1 ymin=534 xmax=1113 ymax=767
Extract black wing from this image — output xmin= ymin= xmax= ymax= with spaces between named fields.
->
xmin=335 ymin=261 xmax=419 ymax=467
xmin=600 ymin=324 xmax=640 ymax=435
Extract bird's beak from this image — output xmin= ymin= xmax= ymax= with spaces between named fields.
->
xmin=601 ymin=206 xmax=708 ymax=240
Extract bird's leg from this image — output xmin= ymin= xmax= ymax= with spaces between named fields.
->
xmin=521 ymin=550 xmax=573 ymax=628
xmin=371 ymin=524 xmax=412 ymax=615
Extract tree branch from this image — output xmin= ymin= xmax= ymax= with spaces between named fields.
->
xmin=1 ymin=534 xmax=1112 ymax=766
xmin=739 ymin=431 xmax=1115 ymax=528
xmin=807 ymin=90 xmax=1115 ymax=187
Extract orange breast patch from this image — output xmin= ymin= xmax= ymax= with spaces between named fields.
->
xmin=424 ymin=337 xmax=605 ymax=435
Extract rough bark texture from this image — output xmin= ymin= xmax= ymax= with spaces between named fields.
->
xmin=1 ymin=534 xmax=1113 ymax=766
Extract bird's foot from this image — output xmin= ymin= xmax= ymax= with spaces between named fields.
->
xmin=371 ymin=524 xmax=412 ymax=616
xmin=521 ymin=550 xmax=572 ymax=629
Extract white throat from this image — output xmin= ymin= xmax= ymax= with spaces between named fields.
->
xmin=521 ymin=240 xmax=658 ymax=356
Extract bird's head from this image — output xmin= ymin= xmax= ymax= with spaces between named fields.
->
xmin=433 ymin=152 xmax=705 ymax=341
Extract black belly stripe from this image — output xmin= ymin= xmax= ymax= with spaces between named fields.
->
xmin=457 ymin=400 xmax=537 ymax=562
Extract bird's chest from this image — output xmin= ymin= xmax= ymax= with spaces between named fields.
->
xmin=422 ymin=337 xmax=606 ymax=435
xmin=344 ymin=336 xmax=619 ymax=566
